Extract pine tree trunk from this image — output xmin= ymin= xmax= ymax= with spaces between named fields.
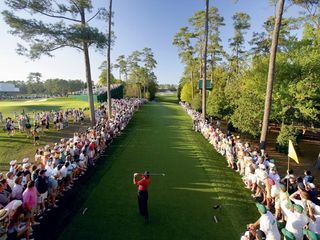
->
xmin=191 ymin=70 xmax=194 ymax=100
xmin=106 ymin=0 xmax=113 ymax=119
xmin=202 ymin=0 xmax=209 ymax=120
xmin=83 ymin=43 xmax=95 ymax=127
xmin=80 ymin=9 xmax=95 ymax=127
xmin=260 ymin=0 xmax=285 ymax=150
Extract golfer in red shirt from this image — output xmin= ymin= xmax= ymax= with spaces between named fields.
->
xmin=133 ymin=171 xmax=151 ymax=223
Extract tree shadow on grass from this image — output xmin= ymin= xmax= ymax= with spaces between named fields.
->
xmin=32 ymin=122 xmax=135 ymax=240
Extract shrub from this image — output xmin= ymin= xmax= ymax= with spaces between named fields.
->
xmin=276 ymin=124 xmax=298 ymax=153
xmin=191 ymin=94 xmax=202 ymax=111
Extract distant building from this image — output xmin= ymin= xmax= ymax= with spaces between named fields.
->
xmin=0 ymin=83 xmax=20 ymax=96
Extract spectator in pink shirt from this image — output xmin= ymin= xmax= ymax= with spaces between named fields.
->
xmin=23 ymin=181 xmax=39 ymax=226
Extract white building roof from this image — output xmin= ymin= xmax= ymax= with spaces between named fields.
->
xmin=0 ymin=83 xmax=19 ymax=92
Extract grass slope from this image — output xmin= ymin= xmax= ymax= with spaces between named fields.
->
xmin=0 ymin=97 xmax=89 ymax=118
xmin=59 ymin=95 xmax=258 ymax=240
xmin=0 ymin=97 xmax=90 ymax=168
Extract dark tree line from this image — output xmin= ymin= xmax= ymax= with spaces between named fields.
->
xmin=1 ymin=76 xmax=86 ymax=96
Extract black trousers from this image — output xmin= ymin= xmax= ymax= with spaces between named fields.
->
xmin=137 ymin=190 xmax=148 ymax=219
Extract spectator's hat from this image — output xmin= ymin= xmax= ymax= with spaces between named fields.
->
xmin=293 ymin=204 xmax=304 ymax=213
xmin=269 ymin=162 xmax=275 ymax=169
xmin=40 ymin=169 xmax=47 ymax=175
xmin=16 ymin=165 xmax=22 ymax=171
xmin=0 ymin=209 xmax=8 ymax=221
xmin=303 ymin=229 xmax=319 ymax=240
xmin=23 ymin=163 xmax=31 ymax=169
xmin=6 ymin=172 xmax=13 ymax=179
xmin=10 ymin=160 xmax=17 ymax=166
xmin=281 ymin=228 xmax=295 ymax=240
xmin=256 ymin=203 xmax=267 ymax=214
xmin=22 ymin=158 xmax=29 ymax=163
xmin=12 ymin=200 xmax=22 ymax=210
xmin=307 ymin=182 xmax=316 ymax=189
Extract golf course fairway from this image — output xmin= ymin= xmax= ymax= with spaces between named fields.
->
xmin=59 ymin=95 xmax=258 ymax=239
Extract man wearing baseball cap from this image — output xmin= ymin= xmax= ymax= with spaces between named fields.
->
xmin=133 ymin=171 xmax=151 ymax=224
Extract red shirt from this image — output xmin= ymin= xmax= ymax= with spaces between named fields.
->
xmin=137 ymin=177 xmax=151 ymax=191
xmin=88 ymin=142 xmax=95 ymax=151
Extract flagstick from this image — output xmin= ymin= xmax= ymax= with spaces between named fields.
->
xmin=287 ymin=156 xmax=290 ymax=192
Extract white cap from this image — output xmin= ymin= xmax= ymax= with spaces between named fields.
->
xmin=12 ymin=200 xmax=22 ymax=210
xmin=22 ymin=158 xmax=29 ymax=163
xmin=23 ymin=163 xmax=31 ymax=169
xmin=10 ymin=160 xmax=17 ymax=166
xmin=259 ymin=164 xmax=266 ymax=170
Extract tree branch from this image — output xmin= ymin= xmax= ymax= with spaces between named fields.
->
xmin=48 ymin=44 xmax=83 ymax=52
xmin=69 ymin=0 xmax=82 ymax=13
xmin=87 ymin=9 xmax=102 ymax=23
xmin=30 ymin=7 xmax=81 ymax=23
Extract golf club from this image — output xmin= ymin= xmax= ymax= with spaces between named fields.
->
xmin=133 ymin=172 xmax=166 ymax=176
xmin=149 ymin=173 xmax=166 ymax=176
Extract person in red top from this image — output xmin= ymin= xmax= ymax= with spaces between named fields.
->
xmin=133 ymin=171 xmax=151 ymax=223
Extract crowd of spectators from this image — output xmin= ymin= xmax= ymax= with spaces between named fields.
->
xmin=181 ymin=102 xmax=320 ymax=240
xmin=0 ymin=98 xmax=145 ymax=240
xmin=1 ymin=108 xmax=86 ymax=145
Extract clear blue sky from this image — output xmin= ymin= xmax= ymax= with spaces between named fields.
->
xmin=0 ymin=0 xmax=301 ymax=84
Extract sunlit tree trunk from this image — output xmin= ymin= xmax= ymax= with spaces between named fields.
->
xmin=202 ymin=0 xmax=209 ymax=120
xmin=191 ymin=70 xmax=194 ymax=100
xmin=81 ymin=9 xmax=95 ymax=126
xmin=106 ymin=0 xmax=113 ymax=119
xmin=260 ymin=0 xmax=285 ymax=149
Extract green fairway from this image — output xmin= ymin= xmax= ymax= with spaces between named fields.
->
xmin=0 ymin=97 xmax=90 ymax=168
xmin=60 ymin=95 xmax=258 ymax=240
xmin=0 ymin=97 xmax=90 ymax=118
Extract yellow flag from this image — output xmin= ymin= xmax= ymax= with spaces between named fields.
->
xmin=288 ymin=140 xmax=299 ymax=164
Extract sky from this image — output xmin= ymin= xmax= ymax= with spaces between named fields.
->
xmin=0 ymin=0 xmax=302 ymax=85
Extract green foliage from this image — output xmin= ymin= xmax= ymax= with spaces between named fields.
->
xmin=276 ymin=124 xmax=298 ymax=153
xmin=114 ymin=55 xmax=128 ymax=81
xmin=1 ymin=77 xmax=86 ymax=96
xmin=249 ymin=17 xmax=300 ymax=55
xmin=2 ymin=0 xmax=109 ymax=59
xmin=206 ymin=67 xmax=229 ymax=119
xmin=174 ymin=3 xmax=320 ymax=141
xmin=228 ymin=12 xmax=251 ymax=74
xmin=180 ymin=83 xmax=192 ymax=103
xmin=191 ymin=93 xmax=202 ymax=111
xmin=121 ymin=48 xmax=158 ymax=99
xmin=124 ymin=84 xmax=140 ymax=97
xmin=147 ymin=79 xmax=158 ymax=100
